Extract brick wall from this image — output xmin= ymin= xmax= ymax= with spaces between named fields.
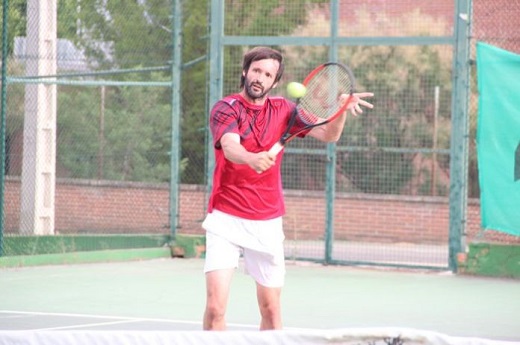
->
xmin=3 ymin=177 xmax=519 ymax=245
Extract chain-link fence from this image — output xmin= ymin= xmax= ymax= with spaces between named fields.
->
xmin=467 ymin=0 xmax=520 ymax=245
xmin=210 ymin=0 xmax=463 ymax=269
xmin=1 ymin=0 xmax=184 ymax=256
xmin=1 ymin=0 xmax=518 ymax=267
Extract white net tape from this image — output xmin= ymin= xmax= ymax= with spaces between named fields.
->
xmin=0 ymin=328 xmax=517 ymax=345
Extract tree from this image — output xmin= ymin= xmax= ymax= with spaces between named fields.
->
xmin=281 ymin=6 xmax=453 ymax=195
xmin=0 ymin=0 xmax=26 ymax=55
xmin=57 ymin=78 xmax=174 ymax=182
xmin=55 ymin=1 xmax=175 ymax=182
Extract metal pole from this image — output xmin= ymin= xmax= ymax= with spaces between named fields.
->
xmin=432 ymin=86 xmax=439 ymax=196
xmin=448 ymin=0 xmax=472 ymax=271
xmin=0 ymin=0 xmax=10 ymax=256
xmin=170 ymin=0 xmax=183 ymax=238
xmin=98 ymin=86 xmax=105 ymax=179
xmin=324 ymin=0 xmax=340 ymax=264
xmin=206 ymin=0 xmax=224 ymax=203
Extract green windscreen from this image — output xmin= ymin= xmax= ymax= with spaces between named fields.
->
xmin=476 ymin=42 xmax=520 ymax=236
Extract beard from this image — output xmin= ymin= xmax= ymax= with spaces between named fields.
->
xmin=244 ymin=80 xmax=271 ymax=100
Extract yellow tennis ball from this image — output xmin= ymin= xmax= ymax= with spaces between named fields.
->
xmin=286 ymin=82 xmax=307 ymax=99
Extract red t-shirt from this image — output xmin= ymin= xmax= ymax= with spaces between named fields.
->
xmin=208 ymin=94 xmax=308 ymax=220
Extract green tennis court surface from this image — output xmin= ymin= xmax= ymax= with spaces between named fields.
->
xmin=1 ymin=258 xmax=519 ymax=344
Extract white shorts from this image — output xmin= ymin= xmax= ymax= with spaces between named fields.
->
xmin=202 ymin=210 xmax=286 ymax=287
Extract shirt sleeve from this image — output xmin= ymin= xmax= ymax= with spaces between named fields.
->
xmin=209 ymin=99 xmax=240 ymax=149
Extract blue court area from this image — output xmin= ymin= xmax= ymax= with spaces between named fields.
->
xmin=1 ymin=258 xmax=519 ymax=344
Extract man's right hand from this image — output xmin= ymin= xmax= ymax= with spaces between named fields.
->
xmin=249 ymin=151 xmax=276 ymax=174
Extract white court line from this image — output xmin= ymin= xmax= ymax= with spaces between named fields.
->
xmin=0 ymin=310 xmax=316 ymax=332
xmin=0 ymin=310 xmax=203 ymax=325
xmin=0 ymin=310 xmax=280 ymax=331
xmin=32 ymin=319 xmax=146 ymax=331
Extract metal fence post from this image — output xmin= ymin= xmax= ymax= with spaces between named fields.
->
xmin=449 ymin=0 xmax=472 ymax=271
xmin=0 ymin=0 xmax=10 ymax=256
xmin=325 ymin=0 xmax=340 ymax=264
xmin=170 ymin=0 xmax=183 ymax=238
xmin=206 ymin=0 xmax=224 ymax=205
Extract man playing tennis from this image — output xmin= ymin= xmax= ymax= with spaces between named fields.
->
xmin=203 ymin=46 xmax=373 ymax=330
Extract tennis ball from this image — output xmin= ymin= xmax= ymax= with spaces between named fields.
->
xmin=286 ymin=82 xmax=307 ymax=99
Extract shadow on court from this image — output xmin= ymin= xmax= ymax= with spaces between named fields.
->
xmin=1 ymin=258 xmax=519 ymax=342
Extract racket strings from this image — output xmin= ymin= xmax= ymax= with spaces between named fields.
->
xmin=298 ymin=65 xmax=353 ymax=124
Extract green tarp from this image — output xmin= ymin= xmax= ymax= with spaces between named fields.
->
xmin=476 ymin=42 xmax=520 ymax=236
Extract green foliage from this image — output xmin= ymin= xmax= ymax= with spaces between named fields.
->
xmin=335 ymin=45 xmax=452 ymax=194
xmin=57 ymin=0 xmax=80 ymax=39
xmin=179 ymin=0 xmax=210 ymax=184
xmin=72 ymin=0 xmax=172 ymax=69
xmin=17 ymin=1 xmax=182 ymax=182
xmin=1 ymin=0 xmax=83 ymax=52
xmin=343 ymin=151 xmax=414 ymax=194
xmin=4 ymin=62 xmax=24 ymax=126
xmin=3 ymin=1 xmax=458 ymax=196
xmin=57 ymin=78 xmax=174 ymax=182
xmin=224 ymin=0 xmax=315 ymax=36
xmin=57 ymin=88 xmax=100 ymax=178
xmin=0 ymin=0 xmax=26 ymax=55
xmin=3 ymin=1 xmax=331 ymax=185
xmin=281 ymin=7 xmax=453 ymax=195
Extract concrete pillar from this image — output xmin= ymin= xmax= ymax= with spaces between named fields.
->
xmin=20 ymin=0 xmax=57 ymax=235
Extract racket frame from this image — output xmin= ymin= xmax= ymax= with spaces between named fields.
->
xmin=269 ymin=62 xmax=356 ymax=155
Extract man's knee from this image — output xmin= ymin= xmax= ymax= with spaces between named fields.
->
xmin=203 ymin=304 xmax=227 ymax=330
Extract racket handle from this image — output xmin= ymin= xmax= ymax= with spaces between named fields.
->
xmin=268 ymin=142 xmax=284 ymax=156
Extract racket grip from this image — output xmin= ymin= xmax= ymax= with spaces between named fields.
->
xmin=268 ymin=142 xmax=284 ymax=156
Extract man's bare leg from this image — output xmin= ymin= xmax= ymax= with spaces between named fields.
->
xmin=203 ymin=268 xmax=234 ymax=330
xmin=256 ymin=282 xmax=282 ymax=330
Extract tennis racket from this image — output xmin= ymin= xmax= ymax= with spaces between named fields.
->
xmin=269 ymin=62 xmax=356 ymax=156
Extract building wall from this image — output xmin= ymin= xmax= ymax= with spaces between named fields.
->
xmin=5 ymin=177 xmax=519 ymax=245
